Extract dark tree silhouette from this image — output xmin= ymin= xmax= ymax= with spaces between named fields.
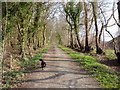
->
xmin=116 ymin=1 xmax=120 ymax=64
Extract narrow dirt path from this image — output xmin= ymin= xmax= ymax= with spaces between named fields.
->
xmin=20 ymin=45 xmax=101 ymax=88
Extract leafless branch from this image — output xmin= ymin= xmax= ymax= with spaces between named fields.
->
xmin=107 ymin=23 xmax=116 ymax=27
xmin=112 ymin=2 xmax=120 ymax=27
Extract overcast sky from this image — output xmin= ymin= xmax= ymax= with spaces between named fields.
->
xmin=103 ymin=1 xmax=119 ymax=41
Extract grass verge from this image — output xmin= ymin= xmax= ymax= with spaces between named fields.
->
xmin=2 ymin=48 xmax=49 ymax=88
xmin=58 ymin=45 xmax=120 ymax=88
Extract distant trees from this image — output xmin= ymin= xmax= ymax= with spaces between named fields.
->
xmin=63 ymin=1 xmax=105 ymax=53
xmin=64 ymin=2 xmax=83 ymax=51
xmin=62 ymin=0 xmax=120 ymax=60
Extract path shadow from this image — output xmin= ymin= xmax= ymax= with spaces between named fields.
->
xmin=24 ymin=73 xmax=65 ymax=82
xmin=23 ymin=70 xmax=90 ymax=84
xmin=23 ymin=76 xmax=90 ymax=87
xmin=26 ymin=63 xmax=84 ymax=74
xmin=27 ymin=70 xmax=89 ymax=75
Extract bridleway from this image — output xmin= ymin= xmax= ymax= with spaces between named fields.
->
xmin=20 ymin=45 xmax=100 ymax=88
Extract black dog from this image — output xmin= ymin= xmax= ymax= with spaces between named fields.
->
xmin=39 ymin=59 xmax=46 ymax=70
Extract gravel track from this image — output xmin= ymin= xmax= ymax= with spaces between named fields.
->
xmin=20 ymin=45 xmax=100 ymax=88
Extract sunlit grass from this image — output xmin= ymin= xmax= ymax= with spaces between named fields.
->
xmin=89 ymin=48 xmax=117 ymax=61
xmin=104 ymin=49 xmax=117 ymax=60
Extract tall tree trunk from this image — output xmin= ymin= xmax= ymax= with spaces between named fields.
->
xmin=16 ymin=23 xmax=22 ymax=55
xmin=32 ymin=32 xmax=36 ymax=50
xmin=17 ymin=25 xmax=25 ymax=58
xmin=103 ymin=28 xmax=105 ymax=49
xmin=117 ymin=1 xmax=120 ymax=21
xmin=21 ymin=29 xmax=26 ymax=58
xmin=3 ymin=2 xmax=8 ymax=54
xmin=116 ymin=1 xmax=120 ymax=64
xmin=98 ymin=22 xmax=104 ymax=44
xmin=70 ymin=28 xmax=74 ymax=49
xmin=74 ymin=22 xmax=83 ymax=51
xmin=43 ymin=24 xmax=46 ymax=46
xmin=27 ymin=28 xmax=32 ymax=55
xmin=65 ymin=15 xmax=74 ymax=48
xmin=2 ymin=2 xmax=8 ymax=71
xmin=84 ymin=2 xmax=90 ymax=52
xmin=92 ymin=2 xmax=103 ymax=54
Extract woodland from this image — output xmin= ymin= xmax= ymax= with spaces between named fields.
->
xmin=1 ymin=0 xmax=120 ymax=88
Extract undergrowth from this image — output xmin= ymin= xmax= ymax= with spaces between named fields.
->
xmin=104 ymin=50 xmax=117 ymax=60
xmin=2 ymin=48 xmax=48 ymax=88
xmin=58 ymin=45 xmax=120 ymax=88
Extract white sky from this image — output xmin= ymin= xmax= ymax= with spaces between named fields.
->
xmin=102 ymin=1 xmax=119 ymax=41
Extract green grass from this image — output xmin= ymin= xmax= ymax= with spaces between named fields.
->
xmin=3 ymin=47 xmax=49 ymax=88
xmin=58 ymin=45 xmax=120 ymax=88
xmin=90 ymin=49 xmax=117 ymax=60
xmin=104 ymin=50 xmax=117 ymax=60
xmin=20 ymin=48 xmax=48 ymax=69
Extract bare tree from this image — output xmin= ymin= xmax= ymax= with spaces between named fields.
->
xmin=84 ymin=2 xmax=90 ymax=52
xmin=102 ymin=1 xmax=120 ymax=63
xmin=91 ymin=2 xmax=104 ymax=54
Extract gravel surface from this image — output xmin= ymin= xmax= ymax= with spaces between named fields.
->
xmin=20 ymin=45 xmax=101 ymax=88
